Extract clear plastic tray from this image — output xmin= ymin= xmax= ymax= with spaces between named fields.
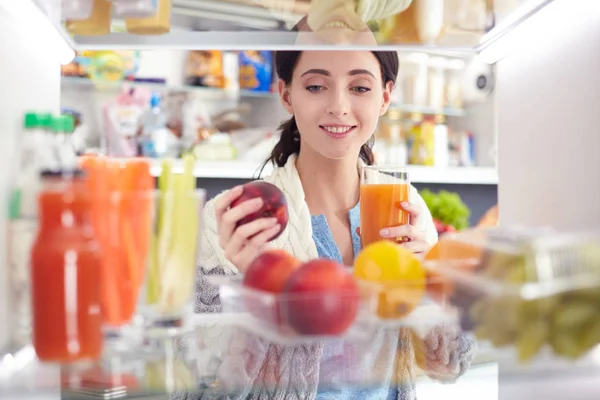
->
xmin=424 ymin=227 xmax=600 ymax=362
xmin=356 ymin=274 xmax=458 ymax=333
xmin=208 ymin=275 xmax=377 ymax=345
xmin=208 ymin=274 xmax=460 ymax=344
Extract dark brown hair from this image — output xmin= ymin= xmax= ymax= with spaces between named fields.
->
xmin=260 ymin=51 xmax=399 ymax=175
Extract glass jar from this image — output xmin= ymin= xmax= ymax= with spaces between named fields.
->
xmin=30 ymin=170 xmax=103 ymax=364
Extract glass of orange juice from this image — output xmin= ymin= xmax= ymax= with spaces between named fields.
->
xmin=360 ymin=166 xmax=410 ymax=248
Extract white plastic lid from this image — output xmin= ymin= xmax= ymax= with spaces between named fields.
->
xmin=61 ymin=0 xmax=94 ymax=20
xmin=111 ymin=0 xmax=158 ymax=18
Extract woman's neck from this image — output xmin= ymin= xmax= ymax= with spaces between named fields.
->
xmin=295 ymin=148 xmax=360 ymax=216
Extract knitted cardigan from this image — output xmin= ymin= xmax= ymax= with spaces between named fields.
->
xmin=180 ymin=155 xmax=476 ymax=400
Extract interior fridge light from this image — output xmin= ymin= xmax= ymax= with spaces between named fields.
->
xmin=477 ymin=0 xmax=559 ymax=64
xmin=0 ymin=0 xmax=75 ymax=65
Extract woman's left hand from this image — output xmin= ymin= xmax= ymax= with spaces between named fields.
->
xmin=379 ymin=201 xmax=430 ymax=255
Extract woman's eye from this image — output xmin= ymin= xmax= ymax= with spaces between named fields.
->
xmin=306 ymin=85 xmax=324 ymax=92
xmin=352 ymin=86 xmax=371 ymax=93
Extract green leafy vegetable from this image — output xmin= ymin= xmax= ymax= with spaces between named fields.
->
xmin=420 ymin=188 xmax=471 ymax=230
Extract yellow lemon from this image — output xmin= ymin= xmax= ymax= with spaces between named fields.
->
xmin=354 ymin=241 xmax=426 ymax=319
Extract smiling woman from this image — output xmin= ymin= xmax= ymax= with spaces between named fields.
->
xmin=266 ymin=51 xmax=397 ymax=167
xmin=193 ymin=50 xmax=476 ymax=400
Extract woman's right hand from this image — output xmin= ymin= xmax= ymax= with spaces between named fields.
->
xmin=214 ymin=185 xmax=281 ymax=272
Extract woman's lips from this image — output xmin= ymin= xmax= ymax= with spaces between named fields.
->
xmin=319 ymin=125 xmax=357 ymax=139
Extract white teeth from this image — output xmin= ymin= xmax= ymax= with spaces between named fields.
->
xmin=323 ymin=126 xmax=352 ymax=134
xmin=322 ymin=20 xmax=350 ymax=29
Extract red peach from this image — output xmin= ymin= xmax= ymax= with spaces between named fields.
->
xmin=231 ymin=181 xmax=289 ymax=241
xmin=282 ymin=259 xmax=360 ymax=335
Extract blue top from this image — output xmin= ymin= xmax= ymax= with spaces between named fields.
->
xmin=311 ymin=202 xmax=392 ymax=400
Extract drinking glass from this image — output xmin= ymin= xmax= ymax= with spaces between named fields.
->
xmin=360 ymin=166 xmax=410 ymax=248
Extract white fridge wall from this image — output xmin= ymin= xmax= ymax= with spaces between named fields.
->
xmin=497 ymin=0 xmax=600 ymax=230
xmin=0 ymin=8 xmax=60 ymax=349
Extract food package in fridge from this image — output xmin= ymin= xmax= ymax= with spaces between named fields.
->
xmin=424 ymin=227 xmax=600 ymax=362
xmin=185 ymin=51 xmax=225 ymax=88
xmin=66 ymin=0 xmax=112 ymax=36
xmin=124 ymin=0 xmax=171 ymax=35
xmin=239 ymin=51 xmax=273 ymax=92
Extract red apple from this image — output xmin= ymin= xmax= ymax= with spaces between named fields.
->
xmin=242 ymin=249 xmax=301 ymax=327
xmin=231 ymin=181 xmax=289 ymax=241
xmin=282 ymin=259 xmax=360 ymax=335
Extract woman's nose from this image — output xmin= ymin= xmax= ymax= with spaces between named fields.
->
xmin=325 ymin=90 xmax=350 ymax=117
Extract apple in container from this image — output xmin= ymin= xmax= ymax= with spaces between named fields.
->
xmin=242 ymin=250 xmax=302 ymax=327
xmin=282 ymin=259 xmax=361 ymax=336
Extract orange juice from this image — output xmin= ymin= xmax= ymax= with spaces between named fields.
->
xmin=360 ymin=183 xmax=410 ymax=247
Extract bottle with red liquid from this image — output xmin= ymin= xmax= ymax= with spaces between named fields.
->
xmin=30 ymin=169 xmax=103 ymax=363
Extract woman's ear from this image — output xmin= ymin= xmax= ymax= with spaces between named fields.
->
xmin=379 ymin=81 xmax=394 ymax=116
xmin=278 ymin=79 xmax=294 ymax=114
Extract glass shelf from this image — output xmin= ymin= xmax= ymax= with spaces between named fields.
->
xmin=3 ymin=324 xmax=600 ymax=400
xmin=61 ymin=76 xmax=277 ymax=99
xmin=36 ymin=0 xmax=556 ymax=53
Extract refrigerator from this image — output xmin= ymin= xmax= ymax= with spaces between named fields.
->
xmin=0 ymin=0 xmax=599 ymax=399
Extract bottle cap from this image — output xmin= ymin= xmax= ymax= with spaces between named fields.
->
xmin=40 ymin=168 xmax=86 ymax=179
xmin=23 ymin=113 xmax=39 ymax=129
xmin=51 ymin=115 xmax=75 ymax=134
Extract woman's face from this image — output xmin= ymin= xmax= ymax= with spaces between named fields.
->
xmin=279 ymin=51 xmax=393 ymax=162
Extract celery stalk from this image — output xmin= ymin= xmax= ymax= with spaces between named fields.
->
xmin=146 ymin=159 xmax=174 ymax=305
xmin=158 ymin=155 xmax=198 ymax=313
xmin=157 ymin=159 xmax=175 ymax=274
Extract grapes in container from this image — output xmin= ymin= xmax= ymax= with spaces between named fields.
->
xmin=423 ymin=227 xmax=600 ymax=362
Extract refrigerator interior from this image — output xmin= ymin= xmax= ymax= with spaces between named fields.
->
xmin=0 ymin=0 xmax=599 ymax=399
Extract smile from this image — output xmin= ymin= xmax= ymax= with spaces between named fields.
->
xmin=320 ymin=125 xmax=357 ymax=138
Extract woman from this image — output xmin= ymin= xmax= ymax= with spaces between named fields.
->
xmin=194 ymin=51 xmax=476 ymax=399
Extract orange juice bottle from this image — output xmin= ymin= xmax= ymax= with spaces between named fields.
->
xmin=360 ymin=179 xmax=410 ymax=248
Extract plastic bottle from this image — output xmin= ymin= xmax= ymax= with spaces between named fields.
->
xmin=51 ymin=115 xmax=78 ymax=170
xmin=433 ymin=115 xmax=449 ymax=168
xmin=140 ymin=93 xmax=178 ymax=158
xmin=5 ymin=113 xmax=49 ymax=350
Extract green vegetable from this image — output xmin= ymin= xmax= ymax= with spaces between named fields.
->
xmin=147 ymin=155 xmax=199 ymax=314
xmin=158 ymin=155 xmax=198 ymax=313
xmin=420 ymin=188 xmax=471 ymax=230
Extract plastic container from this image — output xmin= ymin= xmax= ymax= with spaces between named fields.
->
xmin=125 ymin=0 xmax=171 ymax=35
xmin=62 ymin=0 xmax=95 ymax=20
xmin=66 ymin=0 xmax=112 ymax=36
xmin=208 ymin=273 xmax=457 ymax=346
xmin=207 ymin=275 xmax=377 ymax=345
xmin=424 ymin=227 xmax=600 ymax=362
xmin=111 ymin=0 xmax=158 ymax=18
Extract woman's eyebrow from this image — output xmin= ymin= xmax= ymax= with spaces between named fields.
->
xmin=300 ymin=68 xmax=375 ymax=77
xmin=348 ymin=69 xmax=375 ymax=78
xmin=301 ymin=68 xmax=330 ymax=77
